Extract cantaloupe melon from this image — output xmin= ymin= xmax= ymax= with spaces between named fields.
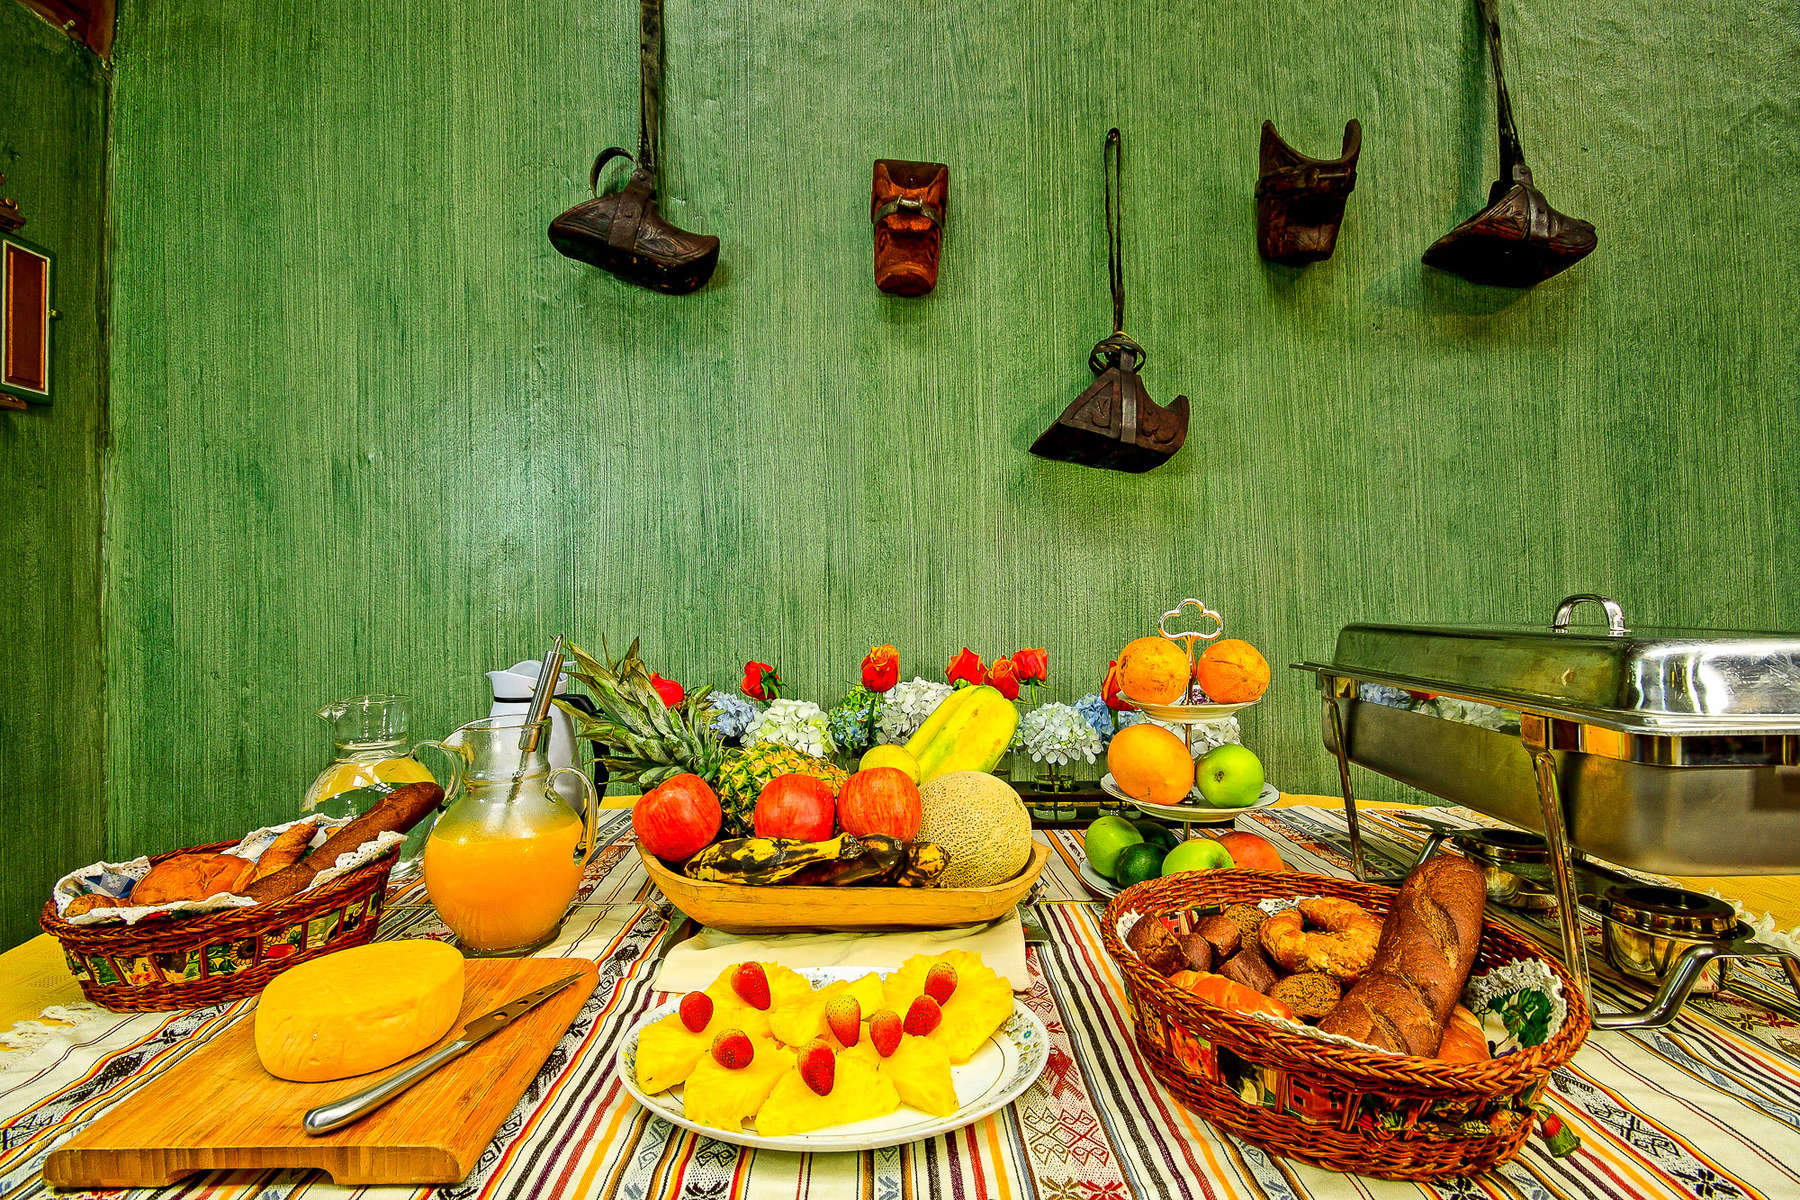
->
xmin=916 ymin=771 xmax=1032 ymax=888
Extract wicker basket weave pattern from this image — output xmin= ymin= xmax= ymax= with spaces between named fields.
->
xmin=1101 ymin=869 xmax=1590 ymax=1180
xmin=39 ymin=839 xmax=398 ymax=1012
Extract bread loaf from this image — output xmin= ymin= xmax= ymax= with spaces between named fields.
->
xmin=252 ymin=820 xmax=319 ymax=882
xmin=246 ymin=782 xmax=443 ymax=904
xmin=1317 ymin=854 xmax=1486 ymax=1056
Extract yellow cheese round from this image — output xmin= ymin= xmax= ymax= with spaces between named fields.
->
xmin=255 ymin=940 xmax=465 ymax=1082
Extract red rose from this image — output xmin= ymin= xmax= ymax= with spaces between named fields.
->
xmin=945 ymin=648 xmax=985 ymax=688
xmin=861 ymin=644 xmax=899 ymax=692
xmin=650 ymin=673 xmax=684 ymax=707
xmin=741 ymin=660 xmax=782 ymax=701
xmin=1012 ymin=647 xmax=1048 ymax=684
xmin=1103 ymin=659 xmax=1137 ymax=711
xmin=986 ymin=656 xmax=1021 ymax=700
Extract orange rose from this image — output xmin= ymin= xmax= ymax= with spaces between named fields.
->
xmin=986 ymin=656 xmax=1021 ymax=700
xmin=741 ymin=660 xmax=782 ymax=700
xmin=1103 ymin=659 xmax=1137 ymax=711
xmin=861 ymin=644 xmax=899 ymax=692
xmin=945 ymin=647 xmax=985 ymax=688
xmin=1012 ymin=647 xmax=1048 ymax=684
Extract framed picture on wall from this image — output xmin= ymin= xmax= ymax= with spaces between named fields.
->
xmin=1 ymin=235 xmax=54 ymax=408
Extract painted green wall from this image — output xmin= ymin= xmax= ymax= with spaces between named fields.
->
xmin=0 ymin=2 xmax=109 ymax=948
xmin=102 ymin=0 xmax=1800 ymax=856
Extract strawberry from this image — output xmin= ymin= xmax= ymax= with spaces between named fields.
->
xmin=679 ymin=991 xmax=713 ymax=1033
xmin=923 ymin=962 xmax=958 ymax=1005
xmin=904 ymin=994 xmax=942 ymax=1037
xmin=824 ymin=995 xmax=861 ymax=1047
xmin=869 ymin=1009 xmax=903 ymax=1058
xmin=798 ymin=1039 xmax=836 ymax=1096
xmin=731 ymin=962 xmax=771 ymax=1010
xmin=711 ymin=1029 xmax=754 ymax=1070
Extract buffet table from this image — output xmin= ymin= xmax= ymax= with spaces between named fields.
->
xmin=3 ymin=800 xmax=1798 ymax=1200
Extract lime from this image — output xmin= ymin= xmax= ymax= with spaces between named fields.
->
xmin=1131 ymin=818 xmax=1180 ymax=853
xmin=1084 ymin=815 xmax=1144 ymax=878
xmin=1114 ymin=842 xmax=1166 ymax=888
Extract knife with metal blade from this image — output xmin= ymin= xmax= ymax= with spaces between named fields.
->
xmin=302 ymin=972 xmax=584 ymax=1136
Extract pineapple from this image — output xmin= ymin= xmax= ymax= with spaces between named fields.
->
xmin=716 ymin=743 xmax=848 ymax=837
xmin=560 ymin=640 xmax=727 ymax=792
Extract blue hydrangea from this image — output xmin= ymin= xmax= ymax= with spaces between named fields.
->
xmin=1074 ymin=692 xmax=1116 ymax=744
xmin=827 ymin=686 xmax=883 ymax=755
xmin=709 ymin=693 xmax=759 ymax=744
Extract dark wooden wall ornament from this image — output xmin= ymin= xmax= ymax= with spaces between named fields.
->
xmin=548 ymin=0 xmax=719 ymax=294
xmin=871 ymin=160 xmax=947 ymax=296
xmin=0 ymin=176 xmax=23 ymax=234
xmin=1422 ymin=0 xmax=1596 ymax=287
xmin=1256 ymin=120 xmax=1361 ymax=265
xmin=1030 ymin=129 xmax=1188 ymax=474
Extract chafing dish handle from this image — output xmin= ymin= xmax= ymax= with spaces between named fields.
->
xmin=1552 ymin=594 xmax=1626 ymax=636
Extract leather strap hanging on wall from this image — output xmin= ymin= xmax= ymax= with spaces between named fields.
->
xmin=548 ymin=0 xmax=720 ymax=295
xmin=1030 ymin=129 xmax=1188 ymax=474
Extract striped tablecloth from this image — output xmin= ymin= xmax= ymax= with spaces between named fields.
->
xmin=3 ymin=806 xmax=1799 ymax=1200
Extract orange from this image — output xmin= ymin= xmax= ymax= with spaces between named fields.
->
xmin=1115 ymin=636 xmax=1192 ymax=705
xmin=1195 ymin=639 xmax=1270 ymax=703
xmin=1106 ymin=723 xmax=1196 ymax=805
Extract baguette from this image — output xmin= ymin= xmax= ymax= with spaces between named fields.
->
xmin=1317 ymin=854 xmax=1486 ymax=1056
xmin=245 ymin=782 xmax=443 ymax=904
xmin=252 ymin=820 xmax=319 ymax=882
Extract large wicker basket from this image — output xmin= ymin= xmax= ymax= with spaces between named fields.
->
xmin=39 ymin=839 xmax=399 ymax=1012
xmin=1101 ymin=869 xmax=1590 ymax=1180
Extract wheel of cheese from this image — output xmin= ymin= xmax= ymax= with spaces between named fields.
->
xmin=255 ymin=940 xmax=466 ymax=1082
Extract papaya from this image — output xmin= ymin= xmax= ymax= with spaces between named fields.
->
xmin=905 ymin=685 xmax=1019 ymax=782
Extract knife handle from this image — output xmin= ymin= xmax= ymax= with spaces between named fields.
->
xmin=302 ymin=1038 xmax=476 ymax=1136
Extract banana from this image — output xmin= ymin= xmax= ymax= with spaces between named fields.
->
xmin=894 ymin=841 xmax=949 ymax=886
xmin=683 ymin=833 xmax=865 ymax=885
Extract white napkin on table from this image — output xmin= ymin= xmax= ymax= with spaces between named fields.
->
xmin=650 ymin=913 xmax=1029 ymax=994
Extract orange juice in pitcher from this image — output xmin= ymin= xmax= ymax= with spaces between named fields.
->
xmin=422 ymin=717 xmax=597 ymax=954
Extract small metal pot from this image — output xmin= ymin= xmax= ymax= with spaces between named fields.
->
xmin=1594 ymin=885 xmax=1742 ymax=996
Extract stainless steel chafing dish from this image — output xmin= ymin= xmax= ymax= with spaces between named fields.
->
xmin=1296 ymin=593 xmax=1800 ymax=1020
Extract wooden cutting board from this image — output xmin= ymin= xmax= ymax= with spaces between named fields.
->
xmin=44 ymin=956 xmax=598 ymax=1188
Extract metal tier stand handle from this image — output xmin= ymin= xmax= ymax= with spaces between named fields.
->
xmin=1157 ymin=598 xmax=1225 ymax=757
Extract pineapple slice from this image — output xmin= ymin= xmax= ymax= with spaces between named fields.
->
xmin=681 ymin=1035 xmax=791 ymax=1132
xmin=755 ymin=1052 xmax=899 ymax=1137
xmin=881 ymin=1035 xmax=959 ymax=1117
xmin=881 ymin=950 xmax=1014 ymax=1064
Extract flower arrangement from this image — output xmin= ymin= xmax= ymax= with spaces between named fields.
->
xmin=708 ymin=693 xmax=760 ymax=745
xmin=826 ymin=685 xmax=883 ymax=755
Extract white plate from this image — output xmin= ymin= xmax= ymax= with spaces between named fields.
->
xmin=1100 ymin=773 xmax=1280 ymax=823
xmin=617 ymin=966 xmax=1049 ymax=1152
xmin=1125 ymin=696 xmax=1259 ymax=723
xmin=1077 ymin=859 xmax=1120 ymax=899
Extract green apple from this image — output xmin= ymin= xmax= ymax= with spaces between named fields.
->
xmin=1161 ymin=837 xmax=1235 ymax=875
xmin=1084 ymin=815 xmax=1144 ymax=878
xmin=1196 ymin=743 xmax=1265 ymax=808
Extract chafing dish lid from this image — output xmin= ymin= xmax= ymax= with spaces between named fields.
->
xmin=1311 ymin=594 xmax=1800 ymax=733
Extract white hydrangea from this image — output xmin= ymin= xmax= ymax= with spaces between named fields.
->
xmin=1143 ymin=715 xmax=1241 ymax=758
xmin=876 ymin=677 xmax=953 ymax=744
xmin=746 ymin=698 xmax=835 ymax=758
xmin=1019 ymin=702 xmax=1105 ymax=766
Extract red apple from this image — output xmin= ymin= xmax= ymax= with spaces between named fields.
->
xmin=837 ymin=767 xmax=922 ymax=840
xmin=1215 ymin=831 xmax=1287 ymax=873
xmin=754 ymin=773 xmax=837 ymax=841
xmin=634 ymin=773 xmax=722 ymax=862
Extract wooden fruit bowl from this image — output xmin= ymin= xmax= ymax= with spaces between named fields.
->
xmin=639 ymin=842 xmax=1049 ymax=934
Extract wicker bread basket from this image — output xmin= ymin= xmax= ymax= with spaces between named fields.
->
xmin=39 ymin=839 xmax=398 ymax=1012
xmin=1101 ymin=869 xmax=1590 ymax=1180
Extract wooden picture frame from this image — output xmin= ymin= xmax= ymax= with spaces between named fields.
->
xmin=1 ymin=235 xmax=54 ymax=408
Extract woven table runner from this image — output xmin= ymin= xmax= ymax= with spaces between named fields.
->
xmin=1 ymin=807 xmax=1797 ymax=1200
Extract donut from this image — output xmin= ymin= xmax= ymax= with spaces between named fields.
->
xmin=1259 ymin=897 xmax=1382 ymax=981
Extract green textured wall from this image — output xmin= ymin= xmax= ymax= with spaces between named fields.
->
xmin=103 ymin=0 xmax=1800 ymax=855
xmin=0 ymin=2 xmax=109 ymax=947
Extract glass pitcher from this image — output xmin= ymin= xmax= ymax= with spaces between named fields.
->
xmin=303 ymin=694 xmax=448 ymax=871
xmin=422 ymin=716 xmax=599 ymax=955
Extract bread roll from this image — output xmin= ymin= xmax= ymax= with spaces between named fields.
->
xmin=132 ymin=853 xmax=258 ymax=905
xmin=252 ymin=820 xmax=319 ymax=881
xmin=1317 ymin=854 xmax=1486 ymax=1056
